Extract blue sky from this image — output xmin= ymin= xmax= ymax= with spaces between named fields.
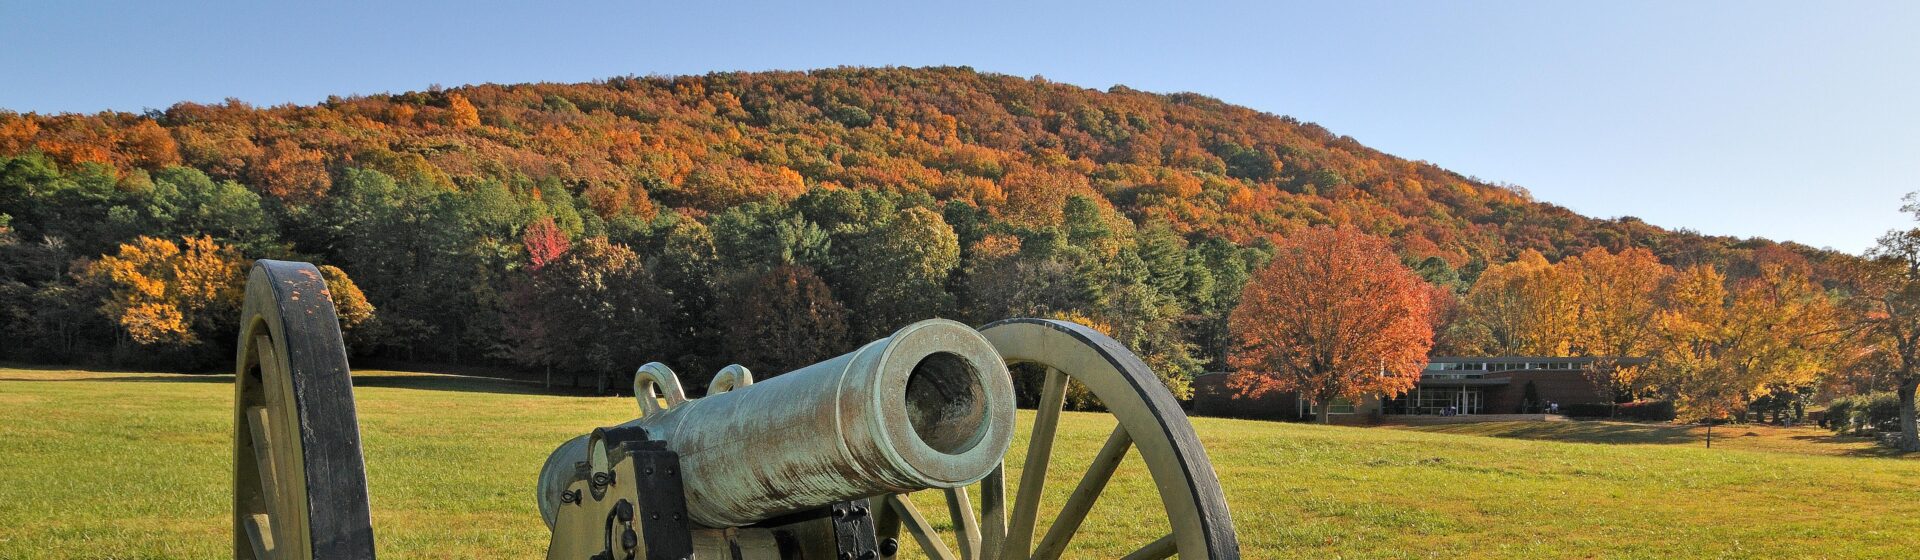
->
xmin=3 ymin=1 xmax=1915 ymax=252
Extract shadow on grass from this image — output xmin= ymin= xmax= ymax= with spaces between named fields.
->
xmin=0 ymin=368 xmax=597 ymax=397
xmin=1413 ymin=421 xmax=1700 ymax=445
xmin=1410 ymin=420 xmax=1920 ymax=459
xmin=0 ymin=373 xmax=233 ymax=383
xmin=1789 ymin=433 xmax=1919 ymax=458
xmin=348 ymin=373 xmax=574 ymax=396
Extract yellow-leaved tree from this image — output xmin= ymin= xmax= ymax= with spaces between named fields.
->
xmin=1458 ymin=250 xmax=1576 ymax=356
xmin=317 ymin=264 xmax=375 ymax=331
xmin=1648 ymin=265 xmax=1836 ymax=427
xmin=446 ymin=93 xmax=482 ymax=129
xmin=88 ymin=236 xmax=246 ymax=348
xmin=1649 ymin=266 xmax=1737 ymax=421
xmin=1562 ymin=247 xmax=1674 ymax=407
xmin=317 ymin=264 xmax=379 ymax=356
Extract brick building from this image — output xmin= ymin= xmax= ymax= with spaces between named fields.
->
xmin=1193 ymin=356 xmax=1644 ymax=424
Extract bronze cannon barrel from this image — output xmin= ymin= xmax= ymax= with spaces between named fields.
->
xmin=538 ymin=319 xmax=1016 ymax=528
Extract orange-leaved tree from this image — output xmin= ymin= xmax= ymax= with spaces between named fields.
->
xmin=1228 ymin=226 xmax=1434 ymax=423
xmin=445 ymin=93 xmax=482 ymax=129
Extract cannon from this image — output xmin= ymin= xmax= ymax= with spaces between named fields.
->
xmin=232 ymin=260 xmax=1239 ymax=559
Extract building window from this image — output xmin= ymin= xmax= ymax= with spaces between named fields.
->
xmin=1326 ymin=397 xmax=1356 ymax=414
xmin=1297 ymin=396 xmax=1359 ymax=417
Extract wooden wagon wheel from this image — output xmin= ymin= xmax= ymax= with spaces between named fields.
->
xmin=233 ymin=260 xmax=376 ymax=560
xmin=877 ymin=319 xmax=1239 ymax=560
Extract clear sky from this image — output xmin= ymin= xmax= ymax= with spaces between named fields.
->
xmin=3 ymin=1 xmax=1915 ymax=252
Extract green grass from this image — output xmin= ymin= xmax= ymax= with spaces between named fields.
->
xmin=1393 ymin=420 xmax=1909 ymax=458
xmin=3 ymin=366 xmax=1919 ymax=559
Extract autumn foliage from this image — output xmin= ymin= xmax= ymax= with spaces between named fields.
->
xmin=0 ymin=67 xmax=1870 ymax=410
xmin=318 ymin=264 xmax=375 ymax=331
xmin=1841 ymin=196 xmax=1920 ymax=450
xmin=522 ymin=215 xmax=570 ymax=271
xmin=1446 ymin=244 xmax=1843 ymax=423
xmin=0 ymin=67 xmax=1766 ymax=259
xmin=1455 ymin=250 xmax=1573 ymax=356
xmin=1643 ymin=264 xmax=1837 ymax=421
xmin=1228 ymin=227 xmax=1434 ymax=421
xmin=714 ymin=264 xmax=850 ymax=376
xmin=86 ymin=235 xmax=244 ymax=346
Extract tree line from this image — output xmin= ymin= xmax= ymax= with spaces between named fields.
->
xmin=4 ymin=67 xmax=1903 ymax=447
xmin=0 ymin=152 xmax=1251 ymax=398
xmin=1227 ymin=215 xmax=1920 ymax=451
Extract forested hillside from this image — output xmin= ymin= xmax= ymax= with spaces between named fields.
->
xmin=0 ymin=66 xmax=1839 ymax=395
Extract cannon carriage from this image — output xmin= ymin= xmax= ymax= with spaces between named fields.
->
xmin=232 ymin=259 xmax=1238 ymax=559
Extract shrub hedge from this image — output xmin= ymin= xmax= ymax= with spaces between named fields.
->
xmin=1615 ymin=400 xmax=1677 ymax=421
xmin=1559 ymin=403 xmax=1612 ymax=418
xmin=1824 ymin=392 xmax=1902 ymax=435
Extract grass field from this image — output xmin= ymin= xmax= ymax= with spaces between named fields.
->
xmin=3 ymin=366 xmax=1918 ymax=559
xmin=1395 ymin=419 xmax=1910 ymax=458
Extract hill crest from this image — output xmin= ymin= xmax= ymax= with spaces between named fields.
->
xmin=1 ymin=66 xmax=1803 ymax=266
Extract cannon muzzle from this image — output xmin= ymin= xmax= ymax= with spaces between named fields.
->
xmin=537 ymin=318 xmax=1016 ymax=528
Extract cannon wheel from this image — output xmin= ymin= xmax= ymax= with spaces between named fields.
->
xmin=233 ymin=260 xmax=376 ymax=560
xmin=879 ymin=319 xmax=1239 ymax=559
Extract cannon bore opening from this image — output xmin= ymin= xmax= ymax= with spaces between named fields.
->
xmin=904 ymin=351 xmax=988 ymax=455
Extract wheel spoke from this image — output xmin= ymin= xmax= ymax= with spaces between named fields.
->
xmin=254 ymin=335 xmax=280 ymax=381
xmin=1032 ymin=425 xmax=1132 ymax=560
xmin=245 ymin=405 xmax=280 ymax=515
xmin=249 ymin=337 xmax=288 ymax=552
xmin=944 ymin=486 xmax=981 ymax=559
xmin=979 ymin=319 xmax=1240 ymax=560
xmin=886 ymin=493 xmax=959 ymax=560
xmin=243 ymin=512 xmax=275 ymax=558
xmin=979 ymin=466 xmax=1007 ymax=560
xmin=1118 ymin=533 xmax=1176 ymax=560
xmin=1002 ymin=368 xmax=1068 ymax=560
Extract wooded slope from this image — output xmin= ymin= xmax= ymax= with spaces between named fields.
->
xmin=0 ymin=67 xmax=1835 ymax=389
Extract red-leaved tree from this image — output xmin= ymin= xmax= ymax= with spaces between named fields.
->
xmin=1228 ymin=226 xmax=1435 ymax=423
xmin=522 ymin=216 xmax=570 ymax=271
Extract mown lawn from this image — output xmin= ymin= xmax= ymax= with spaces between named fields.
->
xmin=2 ymin=366 xmax=1918 ymax=559
xmin=1394 ymin=419 xmax=1908 ymax=458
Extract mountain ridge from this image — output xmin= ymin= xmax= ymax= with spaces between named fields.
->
xmin=0 ymin=65 xmax=1850 ymax=378
xmin=1 ymin=66 xmax=1826 ymax=267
